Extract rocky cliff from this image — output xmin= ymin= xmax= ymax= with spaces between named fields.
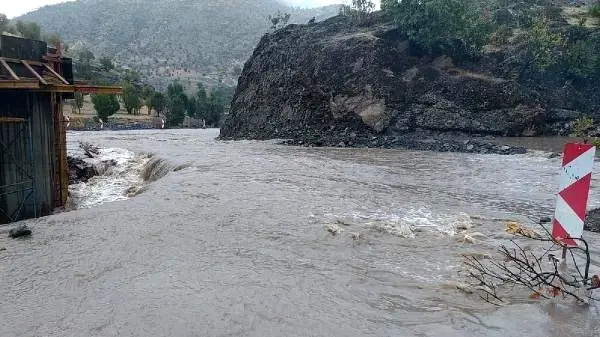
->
xmin=220 ymin=13 xmax=600 ymax=153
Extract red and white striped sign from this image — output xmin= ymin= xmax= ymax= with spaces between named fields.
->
xmin=552 ymin=143 xmax=596 ymax=247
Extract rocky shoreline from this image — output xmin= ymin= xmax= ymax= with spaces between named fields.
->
xmin=220 ymin=13 xmax=599 ymax=154
xmin=276 ymin=130 xmax=527 ymax=155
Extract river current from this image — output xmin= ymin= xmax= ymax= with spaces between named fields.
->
xmin=1 ymin=129 xmax=599 ymax=336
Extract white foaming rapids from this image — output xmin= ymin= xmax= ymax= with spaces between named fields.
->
xmin=325 ymin=208 xmax=474 ymax=238
xmin=69 ymin=148 xmax=151 ymax=209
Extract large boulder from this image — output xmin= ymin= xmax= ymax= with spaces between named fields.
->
xmin=220 ymin=14 xmax=598 ymax=147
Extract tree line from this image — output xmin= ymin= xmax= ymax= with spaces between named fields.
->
xmin=339 ymin=0 xmax=600 ymax=79
xmin=91 ymin=78 xmax=235 ymax=128
xmin=0 ymin=13 xmax=64 ymax=48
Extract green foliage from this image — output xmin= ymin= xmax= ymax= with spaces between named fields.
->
xmin=268 ymin=11 xmax=291 ymax=30
xmin=572 ymin=116 xmax=600 ymax=148
xmin=0 ymin=14 xmax=8 ymax=33
xmin=165 ymin=81 xmax=188 ymax=126
xmin=489 ymin=25 xmax=513 ymax=46
xmin=74 ymin=93 xmax=84 ymax=114
xmin=150 ymin=92 xmax=167 ymax=117
xmin=121 ymin=82 xmax=142 ymax=115
xmin=590 ymin=4 xmax=600 ymax=18
xmin=91 ymin=94 xmax=120 ymax=121
xmin=15 ymin=21 xmax=41 ymax=40
xmin=75 ymin=48 xmax=96 ymax=79
xmin=573 ymin=116 xmax=594 ymax=142
xmin=41 ymin=33 xmax=62 ymax=47
xmin=99 ymin=57 xmax=115 ymax=72
xmin=566 ymin=38 xmax=599 ymax=78
xmin=339 ymin=0 xmax=375 ymax=23
xmin=527 ymin=16 xmax=563 ymax=70
xmin=17 ymin=1 xmax=340 ymax=89
xmin=381 ymin=0 xmax=493 ymax=56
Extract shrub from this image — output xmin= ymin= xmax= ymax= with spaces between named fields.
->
xmin=527 ymin=16 xmax=563 ymax=70
xmin=566 ymin=38 xmax=600 ymax=78
xmin=381 ymin=0 xmax=494 ymax=56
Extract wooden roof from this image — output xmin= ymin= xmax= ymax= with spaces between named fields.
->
xmin=0 ymin=56 xmax=121 ymax=94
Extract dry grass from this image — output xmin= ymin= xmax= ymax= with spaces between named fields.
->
xmin=64 ymin=95 xmax=155 ymax=122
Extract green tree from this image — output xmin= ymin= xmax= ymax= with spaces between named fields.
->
xmin=15 ymin=21 xmax=41 ymax=40
xmin=187 ymin=96 xmax=198 ymax=118
xmin=340 ymin=0 xmax=375 ymax=23
xmin=381 ymin=0 xmax=493 ymax=56
xmin=140 ymin=85 xmax=155 ymax=115
xmin=75 ymin=48 xmax=95 ymax=79
xmin=205 ymin=98 xmax=225 ymax=127
xmin=42 ymin=33 xmax=62 ymax=47
xmin=74 ymin=92 xmax=84 ymax=114
xmin=91 ymin=94 xmax=120 ymax=121
xmin=268 ymin=11 xmax=291 ymax=30
xmin=165 ymin=81 xmax=188 ymax=126
xmin=99 ymin=57 xmax=115 ymax=72
xmin=527 ymin=16 xmax=563 ymax=70
xmin=150 ymin=92 xmax=167 ymax=117
xmin=0 ymin=14 xmax=9 ymax=33
xmin=122 ymin=82 xmax=142 ymax=115
xmin=166 ymin=94 xmax=186 ymax=126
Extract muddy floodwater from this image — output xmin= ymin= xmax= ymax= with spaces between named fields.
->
xmin=1 ymin=129 xmax=600 ymax=337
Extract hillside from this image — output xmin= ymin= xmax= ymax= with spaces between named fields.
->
xmin=19 ymin=0 xmax=340 ymax=88
xmin=221 ymin=3 xmax=600 ymax=153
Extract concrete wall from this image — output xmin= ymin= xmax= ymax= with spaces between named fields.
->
xmin=0 ymin=91 xmax=58 ymax=224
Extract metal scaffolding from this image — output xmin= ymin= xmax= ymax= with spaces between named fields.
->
xmin=0 ymin=117 xmax=38 ymax=224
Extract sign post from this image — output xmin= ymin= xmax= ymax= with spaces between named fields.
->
xmin=552 ymin=143 xmax=595 ymax=249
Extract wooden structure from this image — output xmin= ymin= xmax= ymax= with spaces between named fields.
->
xmin=0 ymin=34 xmax=121 ymax=224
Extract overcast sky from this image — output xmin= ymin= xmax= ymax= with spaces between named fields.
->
xmin=4 ymin=0 xmax=380 ymax=19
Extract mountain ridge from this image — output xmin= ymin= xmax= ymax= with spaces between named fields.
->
xmin=18 ymin=0 xmax=341 ymax=88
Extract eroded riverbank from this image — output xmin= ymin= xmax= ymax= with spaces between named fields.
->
xmin=1 ymin=129 xmax=599 ymax=337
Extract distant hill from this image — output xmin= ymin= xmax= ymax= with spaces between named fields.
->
xmin=19 ymin=0 xmax=340 ymax=89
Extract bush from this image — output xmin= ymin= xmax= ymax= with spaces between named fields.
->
xmin=91 ymin=94 xmax=120 ymax=121
xmin=489 ymin=25 xmax=514 ymax=46
xmin=566 ymin=38 xmax=600 ymax=78
xmin=590 ymin=4 xmax=600 ymax=18
xmin=381 ymin=0 xmax=494 ymax=56
xmin=527 ymin=16 xmax=563 ymax=70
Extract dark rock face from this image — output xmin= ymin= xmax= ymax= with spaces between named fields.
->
xmin=220 ymin=14 xmax=599 ymax=152
xmin=68 ymin=156 xmax=97 ymax=184
xmin=9 ymin=225 xmax=32 ymax=238
xmin=585 ymin=208 xmax=600 ymax=233
xmin=67 ymin=156 xmax=116 ymax=184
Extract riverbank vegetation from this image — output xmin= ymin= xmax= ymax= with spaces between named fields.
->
xmin=340 ymin=0 xmax=600 ymax=79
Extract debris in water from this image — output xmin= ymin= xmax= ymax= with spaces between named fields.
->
xmin=336 ymin=219 xmax=352 ymax=226
xmin=589 ymin=275 xmax=600 ymax=290
xmin=79 ymin=141 xmax=100 ymax=158
xmin=456 ymin=232 xmax=485 ymax=244
xmin=539 ymin=216 xmax=552 ymax=224
xmin=351 ymin=232 xmax=361 ymax=240
xmin=9 ymin=225 xmax=32 ymax=238
xmin=505 ymin=222 xmax=540 ymax=239
xmin=460 ymin=252 xmax=490 ymax=260
xmin=326 ymin=223 xmax=343 ymax=235
xmin=0 ymin=247 xmax=6 ymax=251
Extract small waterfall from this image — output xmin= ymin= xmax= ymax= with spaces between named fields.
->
xmin=66 ymin=148 xmax=179 ymax=210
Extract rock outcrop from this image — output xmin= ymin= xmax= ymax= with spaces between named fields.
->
xmin=585 ymin=208 xmax=600 ymax=233
xmin=220 ymin=13 xmax=599 ymax=153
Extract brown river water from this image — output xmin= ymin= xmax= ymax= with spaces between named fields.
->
xmin=1 ymin=129 xmax=600 ymax=337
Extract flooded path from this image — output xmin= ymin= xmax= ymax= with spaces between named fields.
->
xmin=1 ymin=129 xmax=599 ymax=337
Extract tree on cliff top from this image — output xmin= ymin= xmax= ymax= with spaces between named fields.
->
xmin=381 ymin=0 xmax=493 ymax=56
xmin=268 ymin=11 xmax=291 ymax=30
